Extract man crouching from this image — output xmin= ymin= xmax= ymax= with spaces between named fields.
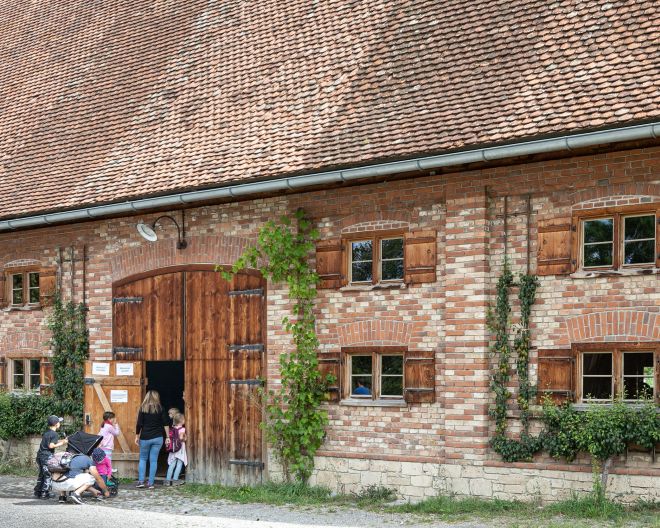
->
xmin=51 ymin=448 xmax=111 ymax=504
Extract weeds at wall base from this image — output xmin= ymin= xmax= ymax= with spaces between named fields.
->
xmin=176 ymin=480 xmax=658 ymax=525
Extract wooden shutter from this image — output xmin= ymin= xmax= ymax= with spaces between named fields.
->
xmin=227 ymin=273 xmax=266 ymax=484
xmin=0 ymin=275 xmax=6 ymax=308
xmin=537 ymin=220 xmax=575 ymax=276
xmin=39 ymin=267 xmax=58 ymax=306
xmin=537 ymin=348 xmax=575 ymax=403
xmin=318 ymin=352 xmax=341 ymax=402
xmin=316 ymin=239 xmax=346 ymax=289
xmin=0 ymin=360 xmax=6 ymax=390
xmin=404 ymin=230 xmax=437 ymax=285
xmin=40 ymin=360 xmax=54 ymax=395
xmin=404 ymin=350 xmax=435 ymax=403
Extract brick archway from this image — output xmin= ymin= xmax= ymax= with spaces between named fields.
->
xmin=109 ymin=234 xmax=252 ymax=282
xmin=337 ymin=319 xmax=412 ymax=347
xmin=566 ymin=310 xmax=660 ymax=343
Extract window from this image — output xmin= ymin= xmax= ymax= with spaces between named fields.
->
xmin=579 ymin=209 xmax=657 ymax=270
xmin=578 ymin=344 xmax=658 ymax=402
xmin=344 ymin=348 xmax=404 ymax=400
xmin=10 ymin=359 xmax=41 ymax=391
xmin=349 ymin=234 xmax=404 ymax=284
xmin=8 ymin=271 xmax=40 ymax=306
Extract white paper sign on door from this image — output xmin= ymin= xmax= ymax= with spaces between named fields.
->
xmin=110 ymin=390 xmax=128 ymax=403
xmin=115 ymin=363 xmax=134 ymax=376
xmin=92 ymin=362 xmax=110 ymax=376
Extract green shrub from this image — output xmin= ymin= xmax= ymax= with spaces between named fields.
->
xmin=0 ymin=392 xmax=63 ymax=440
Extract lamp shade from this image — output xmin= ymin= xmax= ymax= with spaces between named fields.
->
xmin=137 ymin=222 xmax=158 ymax=242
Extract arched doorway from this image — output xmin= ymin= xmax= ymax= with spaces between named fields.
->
xmin=84 ymin=265 xmax=266 ymax=485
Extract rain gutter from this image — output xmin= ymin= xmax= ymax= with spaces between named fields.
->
xmin=1 ymin=122 xmax=659 ymax=232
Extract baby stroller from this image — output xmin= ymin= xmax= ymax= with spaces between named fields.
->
xmin=66 ymin=431 xmax=120 ymax=497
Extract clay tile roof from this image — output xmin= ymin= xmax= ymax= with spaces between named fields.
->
xmin=1 ymin=1 xmax=658 ymax=219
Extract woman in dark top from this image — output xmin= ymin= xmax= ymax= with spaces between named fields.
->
xmin=135 ymin=390 xmax=170 ymax=488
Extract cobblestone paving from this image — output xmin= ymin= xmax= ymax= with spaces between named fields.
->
xmin=0 ymin=475 xmax=488 ymax=528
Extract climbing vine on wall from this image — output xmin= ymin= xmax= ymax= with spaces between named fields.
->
xmin=220 ymin=208 xmax=332 ymax=483
xmin=46 ymin=293 xmax=89 ymax=425
xmin=489 ymin=265 xmax=660 ymax=496
xmin=488 ymin=262 xmax=542 ymax=462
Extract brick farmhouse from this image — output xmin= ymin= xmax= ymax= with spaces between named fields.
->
xmin=0 ymin=1 xmax=658 ymax=501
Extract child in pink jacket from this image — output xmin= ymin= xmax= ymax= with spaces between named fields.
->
xmin=98 ymin=412 xmax=121 ymax=463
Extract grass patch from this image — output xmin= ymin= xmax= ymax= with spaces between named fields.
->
xmin=389 ymin=495 xmax=534 ymax=516
xmin=172 ymin=481 xmax=660 ymax=527
xmin=0 ymin=460 xmax=35 ymax=477
xmin=544 ymin=494 xmax=627 ymax=520
xmin=179 ymin=481 xmax=398 ymax=507
xmin=389 ymin=493 xmax=659 ymax=526
xmin=180 ymin=481 xmax=339 ymax=506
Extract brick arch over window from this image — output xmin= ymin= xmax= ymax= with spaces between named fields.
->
xmin=109 ymin=234 xmax=252 ymax=282
xmin=569 ymin=183 xmax=660 ymax=210
xmin=566 ymin=311 xmax=660 ymax=343
xmin=0 ymin=330 xmax=51 ymax=358
xmin=3 ymin=258 xmax=42 ymax=270
xmin=337 ymin=319 xmax=412 ymax=347
xmin=340 ymin=211 xmax=412 ymax=233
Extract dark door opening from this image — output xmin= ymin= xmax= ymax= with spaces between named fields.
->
xmin=145 ymin=361 xmax=185 ymax=477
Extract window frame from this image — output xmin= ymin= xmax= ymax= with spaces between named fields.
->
xmin=5 ymin=268 xmax=41 ymax=308
xmin=8 ymin=358 xmax=42 ymax=392
xmin=342 ymin=346 xmax=406 ymax=402
xmin=346 ymin=230 xmax=405 ymax=285
xmin=576 ymin=204 xmax=659 ymax=271
xmin=576 ymin=343 xmax=659 ymax=403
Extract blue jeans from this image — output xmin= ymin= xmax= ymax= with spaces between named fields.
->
xmin=166 ymin=458 xmax=184 ymax=481
xmin=138 ymin=437 xmax=163 ymax=485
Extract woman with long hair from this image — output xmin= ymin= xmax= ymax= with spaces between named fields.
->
xmin=135 ymin=390 xmax=169 ymax=489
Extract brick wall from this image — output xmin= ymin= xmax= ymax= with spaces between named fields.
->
xmin=1 ymin=144 xmax=659 ymax=499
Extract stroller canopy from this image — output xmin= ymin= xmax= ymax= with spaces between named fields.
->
xmin=66 ymin=431 xmax=102 ymax=455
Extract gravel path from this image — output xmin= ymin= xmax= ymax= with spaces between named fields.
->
xmin=0 ymin=475 xmax=488 ymax=528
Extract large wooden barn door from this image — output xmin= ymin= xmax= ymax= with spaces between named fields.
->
xmin=83 ymin=360 xmax=144 ymax=457
xmin=106 ymin=267 xmax=265 ymax=485
xmin=184 ymin=270 xmax=265 ymax=484
xmin=112 ymin=272 xmax=183 ymax=361
xmin=227 ymin=273 xmax=265 ymax=484
xmin=184 ymin=270 xmax=231 ymax=483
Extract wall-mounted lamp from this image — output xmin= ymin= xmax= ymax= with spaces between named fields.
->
xmin=137 ymin=212 xmax=187 ymax=249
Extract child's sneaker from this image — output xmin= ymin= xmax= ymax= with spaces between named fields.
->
xmin=69 ymin=493 xmax=84 ymax=505
xmin=172 ymin=480 xmax=185 ymax=486
xmin=147 ymin=484 xmax=155 ymax=490
xmin=58 ymin=495 xmax=66 ymax=504
xmin=163 ymin=479 xmax=171 ymax=486
xmin=135 ymin=481 xmax=145 ymax=488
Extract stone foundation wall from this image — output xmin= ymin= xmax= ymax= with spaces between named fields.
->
xmin=306 ymin=455 xmax=660 ymax=504
xmin=0 ymin=436 xmax=41 ymax=465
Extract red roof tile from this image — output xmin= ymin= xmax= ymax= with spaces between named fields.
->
xmin=1 ymin=0 xmax=658 ymax=219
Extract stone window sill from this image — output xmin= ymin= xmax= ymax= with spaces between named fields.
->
xmin=2 ymin=304 xmax=42 ymax=312
xmin=340 ymin=282 xmax=406 ymax=292
xmin=340 ymin=398 xmax=407 ymax=408
xmin=570 ymin=267 xmax=659 ymax=279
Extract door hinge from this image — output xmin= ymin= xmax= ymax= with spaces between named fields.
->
xmin=229 ymin=344 xmax=264 ymax=353
xmin=229 ymin=459 xmax=265 ymax=469
xmin=112 ymin=297 xmax=143 ymax=303
xmin=228 ymin=288 xmax=264 ymax=297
